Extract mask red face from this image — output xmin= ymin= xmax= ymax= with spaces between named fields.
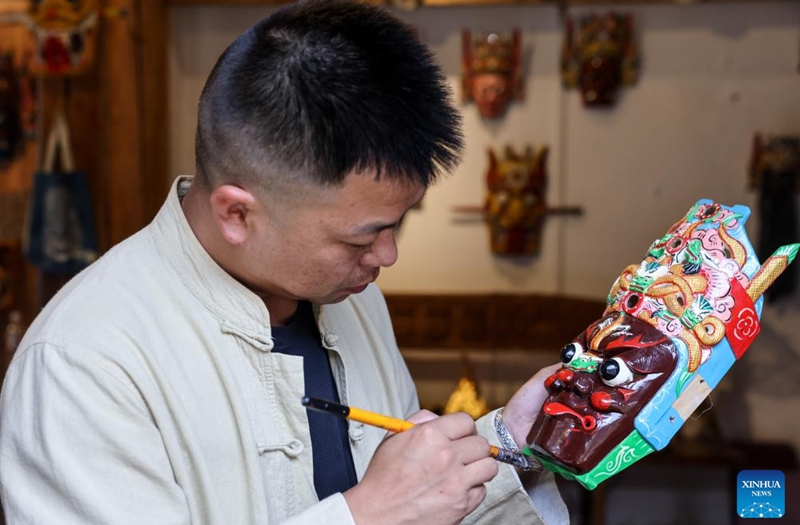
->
xmin=462 ymin=29 xmax=523 ymax=119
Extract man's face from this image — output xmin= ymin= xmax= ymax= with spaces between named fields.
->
xmin=527 ymin=312 xmax=677 ymax=474
xmin=247 ymin=171 xmax=425 ymax=306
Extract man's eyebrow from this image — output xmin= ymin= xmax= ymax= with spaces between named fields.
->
xmin=349 ymin=221 xmax=400 ymax=236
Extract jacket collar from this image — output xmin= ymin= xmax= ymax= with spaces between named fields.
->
xmin=149 ymin=176 xmax=276 ymax=349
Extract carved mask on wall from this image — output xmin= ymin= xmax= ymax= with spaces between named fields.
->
xmin=561 ymin=13 xmax=638 ymax=107
xmin=27 ymin=0 xmax=100 ymax=76
xmin=484 ymin=145 xmax=548 ymax=256
xmin=528 ymin=201 xmax=799 ymax=489
xmin=462 ymin=30 xmax=523 ymax=119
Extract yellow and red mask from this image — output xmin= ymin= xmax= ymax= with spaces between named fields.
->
xmin=484 ymin=145 xmax=548 ymax=255
xmin=27 ymin=0 xmax=100 ymax=76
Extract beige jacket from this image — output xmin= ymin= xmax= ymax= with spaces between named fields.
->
xmin=0 ymin=177 xmax=568 ymax=525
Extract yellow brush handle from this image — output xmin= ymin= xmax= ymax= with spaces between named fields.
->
xmin=302 ymin=396 xmax=534 ymax=470
xmin=347 ymin=406 xmax=415 ymax=433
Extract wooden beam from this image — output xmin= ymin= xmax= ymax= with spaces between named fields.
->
xmin=95 ymin=0 xmax=168 ymax=248
xmin=102 ymin=0 xmax=145 ymax=247
xmin=139 ymin=0 xmax=170 ymax=220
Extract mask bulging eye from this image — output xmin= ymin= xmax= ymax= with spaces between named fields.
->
xmin=560 ymin=342 xmax=584 ymax=365
xmin=599 ymin=357 xmax=634 ymax=387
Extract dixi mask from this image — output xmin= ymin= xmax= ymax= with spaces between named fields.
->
xmin=1 ymin=0 xmax=102 ymax=77
xmin=461 ymin=29 xmax=523 ymax=119
xmin=561 ymin=13 xmax=639 ymax=107
xmin=527 ymin=200 xmax=799 ymax=489
xmin=484 ymin=145 xmax=548 ymax=256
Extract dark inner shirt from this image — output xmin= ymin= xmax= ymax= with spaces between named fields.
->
xmin=270 ymin=301 xmax=358 ymax=500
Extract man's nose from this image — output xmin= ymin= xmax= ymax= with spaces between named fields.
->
xmin=361 ymin=229 xmax=398 ymax=268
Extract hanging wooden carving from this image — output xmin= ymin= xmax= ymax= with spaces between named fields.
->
xmin=453 ymin=145 xmax=583 ymax=257
xmin=461 ymin=29 xmax=523 ymax=119
xmin=561 ymin=13 xmax=639 ymax=107
xmin=0 ymin=0 xmax=110 ymax=77
xmin=485 ymin=145 xmax=550 ymax=255
xmin=749 ymin=133 xmax=800 ymax=301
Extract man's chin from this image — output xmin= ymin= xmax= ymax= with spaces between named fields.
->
xmin=313 ymin=284 xmax=370 ymax=305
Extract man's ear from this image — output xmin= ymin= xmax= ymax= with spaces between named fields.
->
xmin=209 ymin=185 xmax=260 ymax=245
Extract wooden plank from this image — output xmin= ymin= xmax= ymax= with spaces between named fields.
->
xmin=673 ymin=374 xmax=712 ymax=421
xmin=103 ymin=0 xmax=145 ymax=246
xmin=139 ymin=0 xmax=170 ymax=219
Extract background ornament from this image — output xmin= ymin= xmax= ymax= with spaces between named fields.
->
xmin=461 ymin=29 xmax=523 ymax=119
xmin=0 ymin=0 xmax=124 ymax=77
xmin=454 ymin=145 xmax=583 ymax=256
xmin=561 ymin=12 xmax=639 ymax=107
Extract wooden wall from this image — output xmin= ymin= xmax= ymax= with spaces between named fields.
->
xmin=0 ymin=0 xmax=168 ymax=325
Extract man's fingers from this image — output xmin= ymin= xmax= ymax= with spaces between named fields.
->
xmin=463 ymin=455 xmax=499 ymax=485
xmin=450 ymin=435 xmax=493 ymax=465
xmin=406 ymin=409 xmax=438 ymax=425
xmin=465 ymin=484 xmax=488 ymax=516
xmin=422 ymin=412 xmax=477 ymax=440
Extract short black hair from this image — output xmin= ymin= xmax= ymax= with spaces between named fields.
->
xmin=195 ymin=0 xmax=463 ymax=192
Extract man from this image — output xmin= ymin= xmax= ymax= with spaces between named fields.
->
xmin=0 ymin=1 xmax=568 ymax=524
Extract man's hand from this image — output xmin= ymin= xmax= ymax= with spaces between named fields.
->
xmin=344 ymin=411 xmax=498 ymax=525
xmin=502 ymin=363 xmax=562 ymax=448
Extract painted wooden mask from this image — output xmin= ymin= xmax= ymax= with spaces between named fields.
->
xmin=749 ymin=134 xmax=800 ymax=193
xmin=528 ymin=201 xmax=799 ymax=489
xmin=484 ymin=145 xmax=548 ymax=256
xmin=27 ymin=0 xmax=100 ymax=76
xmin=561 ymin=13 xmax=638 ymax=107
xmin=462 ymin=30 xmax=523 ymax=119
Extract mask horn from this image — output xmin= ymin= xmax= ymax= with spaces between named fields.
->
xmin=746 ymin=244 xmax=800 ymax=301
